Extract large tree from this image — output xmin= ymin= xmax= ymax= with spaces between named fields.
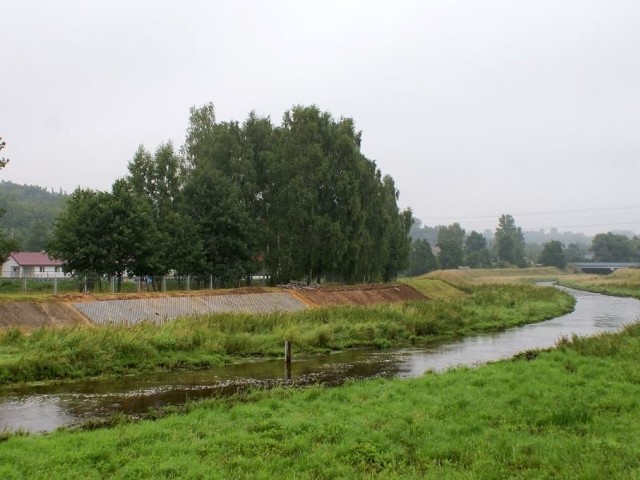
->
xmin=437 ymin=223 xmax=465 ymax=269
xmin=182 ymin=165 xmax=256 ymax=285
xmin=48 ymin=181 xmax=159 ymax=286
xmin=591 ymin=232 xmax=638 ymax=262
xmin=409 ymin=238 xmax=438 ymax=276
xmin=494 ymin=214 xmax=526 ymax=267
xmin=464 ymin=231 xmax=492 ymax=268
xmin=539 ymin=240 xmax=567 ymax=269
xmin=127 ymin=142 xmax=187 ymax=277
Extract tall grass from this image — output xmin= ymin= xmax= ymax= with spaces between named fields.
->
xmin=559 ymin=269 xmax=640 ymax=299
xmin=426 ymin=267 xmax=566 ymax=288
xmin=1 ymin=319 xmax=639 ymax=478
xmin=0 ymin=284 xmax=574 ymax=386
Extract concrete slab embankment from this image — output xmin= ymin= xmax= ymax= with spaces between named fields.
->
xmin=73 ymin=292 xmax=307 ymax=326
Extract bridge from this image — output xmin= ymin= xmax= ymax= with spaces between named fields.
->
xmin=572 ymin=262 xmax=640 ymax=274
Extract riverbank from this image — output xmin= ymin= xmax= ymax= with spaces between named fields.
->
xmin=2 ymin=315 xmax=639 ymax=478
xmin=0 ymin=283 xmax=423 ymax=330
xmin=558 ymin=268 xmax=640 ymax=300
xmin=0 ymin=282 xmax=574 ymax=386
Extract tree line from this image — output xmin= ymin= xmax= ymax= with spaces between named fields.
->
xmin=0 ymin=181 xmax=67 ymax=251
xmin=408 ymin=215 xmax=640 ymax=277
xmin=46 ymin=104 xmax=412 ymax=287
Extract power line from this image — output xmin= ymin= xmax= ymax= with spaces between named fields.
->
xmin=423 ymin=204 xmax=640 ymax=221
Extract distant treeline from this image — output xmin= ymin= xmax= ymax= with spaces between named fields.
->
xmin=47 ymin=104 xmax=412 ymax=286
xmin=0 ymin=181 xmax=67 ymax=251
xmin=407 ymin=217 xmax=640 ymax=276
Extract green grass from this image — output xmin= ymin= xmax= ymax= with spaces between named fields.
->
xmin=559 ymin=269 xmax=640 ymax=300
xmin=425 ymin=267 xmax=567 ymax=288
xmin=403 ymin=277 xmax=467 ymax=300
xmin=1 ymin=321 xmax=640 ymax=478
xmin=0 ymin=284 xmax=574 ymax=386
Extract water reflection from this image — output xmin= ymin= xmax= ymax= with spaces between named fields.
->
xmin=2 ymin=286 xmax=639 ymax=433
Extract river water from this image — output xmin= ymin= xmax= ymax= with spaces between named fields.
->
xmin=2 ymin=285 xmax=640 ymax=433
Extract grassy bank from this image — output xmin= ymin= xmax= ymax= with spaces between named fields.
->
xmin=558 ymin=269 xmax=640 ymax=300
xmin=2 ymin=321 xmax=639 ymax=478
xmin=423 ymin=267 xmax=566 ymax=288
xmin=0 ymin=283 xmax=574 ymax=386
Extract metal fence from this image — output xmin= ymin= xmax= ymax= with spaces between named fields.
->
xmin=0 ymin=275 xmax=269 ymax=295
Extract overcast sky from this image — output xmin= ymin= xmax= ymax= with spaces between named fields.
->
xmin=2 ymin=1 xmax=640 ymax=236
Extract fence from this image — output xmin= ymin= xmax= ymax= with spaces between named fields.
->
xmin=0 ymin=275 xmax=269 ymax=295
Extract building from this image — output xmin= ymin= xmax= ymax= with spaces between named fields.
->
xmin=1 ymin=251 xmax=65 ymax=278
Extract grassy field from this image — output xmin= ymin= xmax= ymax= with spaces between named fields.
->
xmin=558 ymin=268 xmax=640 ymax=300
xmin=422 ymin=267 xmax=567 ymax=289
xmin=2 ymin=321 xmax=639 ymax=478
xmin=0 ymin=282 xmax=574 ymax=386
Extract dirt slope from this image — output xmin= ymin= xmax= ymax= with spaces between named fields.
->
xmin=289 ymin=283 xmax=425 ymax=307
xmin=0 ymin=284 xmax=425 ymax=329
xmin=0 ymin=301 xmax=90 ymax=329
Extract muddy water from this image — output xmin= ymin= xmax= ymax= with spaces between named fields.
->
xmin=2 ymin=285 xmax=640 ymax=433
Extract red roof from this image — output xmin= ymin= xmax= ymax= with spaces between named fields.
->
xmin=10 ymin=252 xmax=63 ymax=267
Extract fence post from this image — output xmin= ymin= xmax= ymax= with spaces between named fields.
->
xmin=210 ymin=274 xmax=213 ymax=290
xmin=187 ymin=275 xmax=191 ymax=291
xmin=284 ymin=340 xmax=292 ymax=380
xmin=162 ymin=276 xmax=167 ymax=293
xmin=53 ymin=277 xmax=58 ymax=295
xmin=23 ymin=276 xmax=27 ymax=293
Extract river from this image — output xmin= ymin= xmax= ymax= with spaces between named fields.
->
xmin=2 ymin=285 xmax=639 ymax=433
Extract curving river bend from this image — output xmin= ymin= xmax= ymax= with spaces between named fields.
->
xmin=2 ymin=285 xmax=640 ymax=433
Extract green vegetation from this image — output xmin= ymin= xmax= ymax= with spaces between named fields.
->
xmin=47 ymin=104 xmax=412 ymax=287
xmin=591 ymin=232 xmax=640 ymax=262
xmin=538 ymin=240 xmax=567 ymax=269
xmin=0 ymin=284 xmax=573 ymax=386
xmin=0 ymin=180 xmax=67 ymax=253
xmin=559 ymin=269 xmax=640 ymax=300
xmin=2 ymin=313 xmax=640 ymax=478
xmin=404 ymin=277 xmax=467 ymax=300
xmin=425 ymin=267 xmax=567 ymax=288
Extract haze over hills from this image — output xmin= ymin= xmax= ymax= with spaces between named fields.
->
xmin=0 ymin=181 xmax=68 ymax=251
xmin=410 ymin=218 xmax=596 ymax=247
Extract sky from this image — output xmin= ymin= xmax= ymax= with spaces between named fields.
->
xmin=2 ymin=0 xmax=640 ymax=236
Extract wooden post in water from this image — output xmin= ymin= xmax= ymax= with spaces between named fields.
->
xmin=284 ymin=340 xmax=292 ymax=380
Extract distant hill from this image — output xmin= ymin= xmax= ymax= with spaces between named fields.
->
xmin=0 ymin=181 xmax=68 ymax=251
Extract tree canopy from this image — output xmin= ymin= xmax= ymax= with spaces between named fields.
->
xmin=538 ymin=240 xmax=567 ymax=269
xmin=464 ymin=231 xmax=492 ymax=268
xmin=494 ymin=214 xmax=526 ymax=267
xmin=48 ymin=104 xmax=412 ymax=285
xmin=437 ymin=223 xmax=465 ymax=269
xmin=409 ymin=238 xmax=438 ymax=276
xmin=591 ymin=232 xmax=639 ymax=262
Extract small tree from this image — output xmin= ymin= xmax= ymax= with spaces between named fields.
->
xmin=409 ymin=238 xmax=438 ymax=276
xmin=591 ymin=232 xmax=638 ymax=262
xmin=464 ymin=231 xmax=492 ymax=268
xmin=494 ymin=214 xmax=526 ymax=267
xmin=539 ymin=240 xmax=566 ymax=269
xmin=437 ymin=223 xmax=465 ymax=269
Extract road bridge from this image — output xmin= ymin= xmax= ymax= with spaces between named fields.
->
xmin=572 ymin=262 xmax=640 ymax=274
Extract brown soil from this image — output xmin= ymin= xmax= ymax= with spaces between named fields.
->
xmin=0 ymin=284 xmax=425 ymax=330
xmin=288 ymin=283 xmax=425 ymax=307
xmin=0 ymin=300 xmax=91 ymax=330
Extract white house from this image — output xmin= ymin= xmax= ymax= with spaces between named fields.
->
xmin=1 ymin=251 xmax=65 ymax=278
